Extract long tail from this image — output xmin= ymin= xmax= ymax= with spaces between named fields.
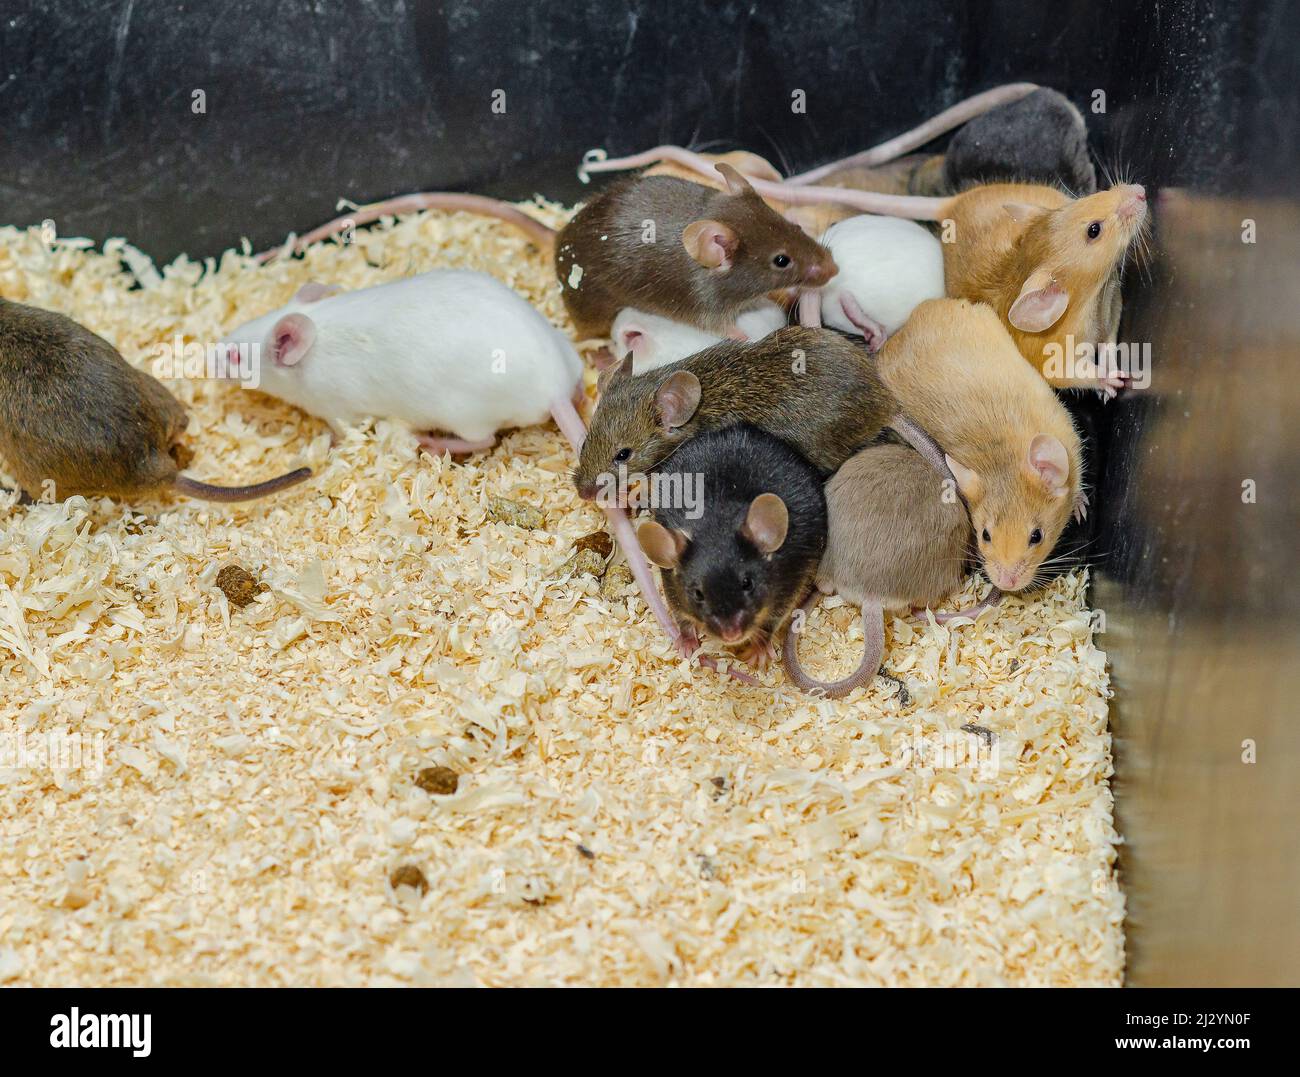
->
xmin=782 ymin=593 xmax=884 ymax=699
xmin=784 ymin=83 xmax=1040 ymax=185
xmin=256 ymin=193 xmax=556 ymax=263
xmin=548 ymin=392 xmax=755 ymax=685
xmin=888 ymin=413 xmax=951 ymax=478
xmin=579 ymin=144 xmax=945 ymax=220
xmin=931 ymin=588 xmax=1003 ymax=624
xmin=173 ymin=467 xmax=312 ymax=502
xmin=579 ymin=145 xmax=725 ymax=185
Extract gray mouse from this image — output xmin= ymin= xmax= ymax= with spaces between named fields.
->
xmin=573 ymin=325 xmax=926 ymax=500
xmin=782 ymin=442 xmax=971 ymax=698
xmin=636 ymin=423 xmax=826 ymax=669
xmin=925 ymin=87 xmax=1096 ymax=197
xmin=0 ymin=297 xmax=311 ymax=503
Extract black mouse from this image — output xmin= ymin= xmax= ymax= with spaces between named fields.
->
xmin=634 ymin=423 xmax=827 ymax=670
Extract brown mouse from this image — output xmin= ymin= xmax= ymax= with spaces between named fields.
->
xmin=783 ymin=442 xmax=971 ymax=698
xmin=0 ymin=298 xmax=311 ymax=503
xmin=572 ymin=325 xmax=919 ymax=501
xmin=555 ymin=164 xmax=835 ymax=338
xmin=874 ymin=298 xmax=1083 ymax=594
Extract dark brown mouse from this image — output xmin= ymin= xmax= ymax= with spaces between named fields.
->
xmin=572 ymin=326 xmax=915 ymax=501
xmin=0 ymin=298 xmax=311 ymax=503
xmin=556 ymin=164 xmax=836 ymax=337
xmin=637 ymin=423 xmax=827 ymax=669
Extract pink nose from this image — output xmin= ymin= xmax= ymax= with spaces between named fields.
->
xmin=716 ymin=614 xmax=748 ymax=643
xmin=802 ymin=259 xmax=838 ymax=287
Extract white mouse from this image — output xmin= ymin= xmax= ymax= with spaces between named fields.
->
xmin=221 ymin=270 xmax=717 ymax=676
xmin=610 ymin=301 xmax=788 ymax=374
xmin=798 ymin=215 xmax=945 ymax=351
xmin=221 ymin=271 xmax=582 ymax=454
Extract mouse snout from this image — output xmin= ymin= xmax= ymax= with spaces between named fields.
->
xmin=1118 ymin=184 xmax=1148 ymax=223
xmin=576 ymin=481 xmax=598 ymax=501
xmin=801 ymin=257 xmax=838 ymax=288
xmin=712 ymin=610 xmax=750 ymax=644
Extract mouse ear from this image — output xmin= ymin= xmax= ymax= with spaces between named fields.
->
xmin=654 ymin=371 xmax=702 ymax=430
xmin=271 ymin=313 xmax=316 ymax=367
xmin=715 ymin=162 xmax=755 ymax=197
xmin=1002 ymin=202 xmax=1049 ymax=224
xmin=944 ymin=454 xmax=984 ymax=502
xmin=1026 ymin=434 xmax=1071 ymax=497
xmin=637 ymin=519 xmax=687 ymax=569
xmin=293 ymin=281 xmax=342 ymax=304
xmin=615 ymin=320 xmax=647 ymax=358
xmin=1008 ymin=269 xmax=1069 ymax=333
xmin=683 ymin=219 xmax=739 ymax=270
xmin=740 ymin=492 xmax=789 ymax=555
xmin=597 ymin=352 xmax=635 ymax=395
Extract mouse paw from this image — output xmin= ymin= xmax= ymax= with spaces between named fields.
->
xmin=1073 ymin=490 xmax=1090 ymax=523
xmin=1094 ymin=366 xmax=1130 ymax=400
xmin=676 ymin=625 xmax=701 ymax=660
xmin=735 ymin=636 xmax=776 ymax=670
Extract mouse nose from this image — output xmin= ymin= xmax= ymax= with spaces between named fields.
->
xmin=1119 ymin=184 xmax=1148 ymax=222
xmin=802 ymin=258 xmax=838 ymax=288
xmin=576 ymin=482 xmax=597 ymax=501
xmin=715 ymin=612 xmax=749 ymax=643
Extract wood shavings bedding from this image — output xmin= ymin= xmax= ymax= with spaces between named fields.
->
xmin=0 ymin=204 xmax=1123 ymax=986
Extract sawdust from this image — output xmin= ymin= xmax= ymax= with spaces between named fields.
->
xmin=0 ymin=204 xmax=1123 ymax=986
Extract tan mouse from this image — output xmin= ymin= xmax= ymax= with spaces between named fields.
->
xmin=782 ymin=442 xmax=970 ymax=699
xmin=874 ymin=298 xmax=1083 ymax=594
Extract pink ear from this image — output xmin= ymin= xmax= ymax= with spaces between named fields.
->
xmin=272 ymin=313 xmax=316 ymax=367
xmin=618 ymin=326 xmax=646 ymax=356
xmin=682 ymin=219 xmax=739 ymax=270
xmin=1008 ymin=270 xmax=1069 ymax=333
xmin=293 ymin=281 xmax=341 ymax=304
xmin=1027 ymin=434 xmax=1070 ymax=496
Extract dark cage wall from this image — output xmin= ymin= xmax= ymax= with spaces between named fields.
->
xmin=1 ymin=0 xmax=1297 ymax=985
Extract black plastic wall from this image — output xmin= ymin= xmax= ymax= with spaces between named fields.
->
xmin=2 ymin=0 xmax=1298 ymax=985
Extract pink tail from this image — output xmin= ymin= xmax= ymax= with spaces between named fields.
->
xmin=256 ymin=193 xmax=555 ymax=263
xmin=930 ymin=588 xmax=1004 ymax=624
xmin=798 ymin=289 xmax=824 ymax=328
xmin=782 ymin=593 xmax=886 ymax=699
xmin=579 ymin=144 xmax=945 ymax=220
xmin=785 ymin=83 xmax=1040 ymax=185
xmin=579 ymin=145 xmax=724 ymax=184
xmin=549 ymin=393 xmax=755 ymax=685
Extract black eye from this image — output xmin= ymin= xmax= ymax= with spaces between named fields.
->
xmin=740 ymin=575 xmax=754 ymax=592
xmin=693 ymin=586 xmax=705 ymax=602
xmin=772 ymin=253 xmax=791 ymax=268
xmin=613 ymin=448 xmax=631 ymax=463
xmin=1029 ymin=528 xmax=1043 ymax=546
xmin=1086 ymin=221 xmax=1102 ymax=240
xmin=981 ymin=528 xmax=991 ymax=543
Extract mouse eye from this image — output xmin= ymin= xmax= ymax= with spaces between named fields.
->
xmin=1086 ymin=220 xmax=1102 ymax=241
xmin=981 ymin=528 xmax=991 ymax=543
xmin=771 ymin=253 xmax=791 ymax=269
xmin=740 ymin=574 xmax=754 ymax=592
xmin=693 ymin=586 xmax=705 ymax=603
xmin=1029 ymin=528 xmax=1044 ymax=546
xmin=613 ymin=448 xmax=632 ymax=463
